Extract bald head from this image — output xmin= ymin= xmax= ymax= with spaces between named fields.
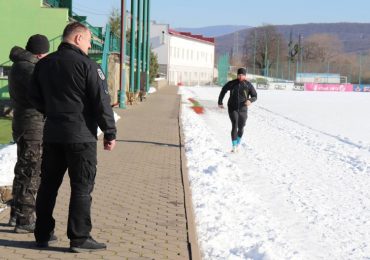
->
xmin=62 ymin=22 xmax=91 ymax=55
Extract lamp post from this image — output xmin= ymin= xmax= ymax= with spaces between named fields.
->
xmin=264 ymin=31 xmax=268 ymax=76
xmin=253 ymin=30 xmax=257 ymax=75
xmin=276 ymin=37 xmax=280 ymax=78
xmin=359 ymin=53 xmax=363 ymax=85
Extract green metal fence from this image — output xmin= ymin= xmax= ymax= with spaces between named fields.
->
xmin=218 ymin=53 xmax=230 ymax=86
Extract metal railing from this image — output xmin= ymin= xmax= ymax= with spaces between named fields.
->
xmin=71 ymin=11 xmax=103 ymax=39
xmin=43 ymin=0 xmax=61 ymax=7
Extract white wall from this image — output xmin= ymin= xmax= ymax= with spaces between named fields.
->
xmin=150 ymin=21 xmax=215 ymax=86
xmin=150 ymin=23 xmax=169 ymax=66
xmin=168 ymin=35 xmax=214 ymax=86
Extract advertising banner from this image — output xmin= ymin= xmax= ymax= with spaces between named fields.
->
xmin=353 ymin=84 xmax=370 ymax=92
xmin=304 ymin=83 xmax=353 ymax=92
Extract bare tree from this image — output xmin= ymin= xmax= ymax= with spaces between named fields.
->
xmin=109 ymin=8 xmax=120 ymax=36
xmin=242 ymin=25 xmax=286 ymax=76
xmin=301 ymin=34 xmax=344 ymax=73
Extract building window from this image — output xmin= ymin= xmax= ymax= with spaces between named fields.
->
xmin=0 ymin=66 xmax=11 ymax=77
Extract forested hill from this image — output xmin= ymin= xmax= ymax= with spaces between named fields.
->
xmin=215 ymin=23 xmax=370 ymax=56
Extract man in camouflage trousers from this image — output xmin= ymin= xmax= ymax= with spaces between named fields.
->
xmin=8 ymin=34 xmax=49 ymax=233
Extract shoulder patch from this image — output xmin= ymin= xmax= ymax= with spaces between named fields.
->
xmin=97 ymin=68 xmax=106 ymax=80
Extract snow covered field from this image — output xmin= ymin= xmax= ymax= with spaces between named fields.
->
xmin=180 ymin=86 xmax=370 ymax=260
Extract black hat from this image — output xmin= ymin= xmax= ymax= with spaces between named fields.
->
xmin=26 ymin=34 xmax=50 ymax=54
xmin=237 ymin=67 xmax=247 ymax=75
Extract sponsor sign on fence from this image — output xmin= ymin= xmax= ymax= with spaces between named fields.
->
xmin=304 ymin=83 xmax=353 ymax=92
xmin=353 ymin=85 xmax=370 ymax=92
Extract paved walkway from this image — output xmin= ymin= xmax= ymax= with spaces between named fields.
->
xmin=0 ymin=86 xmax=199 ymax=259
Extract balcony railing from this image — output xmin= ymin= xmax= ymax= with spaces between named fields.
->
xmin=43 ymin=0 xmax=61 ymax=7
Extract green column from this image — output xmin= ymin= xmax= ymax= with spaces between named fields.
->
xmin=142 ymin=0 xmax=148 ymax=72
xmin=119 ymin=0 xmax=127 ymax=108
xmin=129 ymin=0 xmax=137 ymax=93
xmin=145 ymin=0 xmax=151 ymax=92
xmin=135 ymin=0 xmax=143 ymax=93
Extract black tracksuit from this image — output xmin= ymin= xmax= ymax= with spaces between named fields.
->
xmin=29 ymin=43 xmax=116 ymax=243
xmin=218 ymin=79 xmax=257 ymax=141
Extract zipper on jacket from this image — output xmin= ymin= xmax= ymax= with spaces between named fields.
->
xmin=237 ymin=83 xmax=240 ymax=112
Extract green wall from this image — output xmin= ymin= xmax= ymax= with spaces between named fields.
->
xmin=0 ymin=0 xmax=70 ymax=64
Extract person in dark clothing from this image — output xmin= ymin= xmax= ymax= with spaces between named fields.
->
xmin=8 ymin=34 xmax=50 ymax=233
xmin=29 ymin=22 xmax=117 ymax=252
xmin=218 ymin=67 xmax=257 ymax=152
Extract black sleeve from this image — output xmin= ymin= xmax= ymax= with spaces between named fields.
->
xmin=218 ymin=81 xmax=231 ymax=105
xmin=28 ymin=63 xmax=45 ymax=114
xmin=247 ymin=82 xmax=257 ymax=103
xmin=86 ymin=63 xmax=117 ymax=141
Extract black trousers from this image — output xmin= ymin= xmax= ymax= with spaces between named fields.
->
xmin=228 ymin=108 xmax=248 ymax=141
xmin=34 ymin=142 xmax=97 ymax=243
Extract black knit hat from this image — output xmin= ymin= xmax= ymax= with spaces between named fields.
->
xmin=26 ymin=34 xmax=50 ymax=54
xmin=237 ymin=67 xmax=247 ymax=75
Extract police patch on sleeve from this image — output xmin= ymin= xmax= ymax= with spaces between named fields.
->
xmin=97 ymin=68 xmax=106 ymax=80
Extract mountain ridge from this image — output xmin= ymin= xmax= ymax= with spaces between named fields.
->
xmin=214 ymin=22 xmax=370 ymax=56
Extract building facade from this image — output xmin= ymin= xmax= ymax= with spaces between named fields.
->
xmin=150 ymin=22 xmax=215 ymax=86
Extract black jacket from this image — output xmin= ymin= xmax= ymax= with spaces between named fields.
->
xmin=8 ymin=46 xmax=44 ymax=141
xmin=29 ymin=43 xmax=116 ymax=143
xmin=218 ymin=79 xmax=257 ymax=111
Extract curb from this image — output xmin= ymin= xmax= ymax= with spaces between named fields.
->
xmin=178 ymin=92 xmax=202 ymax=260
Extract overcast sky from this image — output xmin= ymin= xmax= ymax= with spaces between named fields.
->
xmin=73 ymin=0 xmax=370 ymax=28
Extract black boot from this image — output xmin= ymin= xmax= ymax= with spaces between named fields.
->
xmin=36 ymin=234 xmax=58 ymax=248
xmin=14 ymin=223 xmax=35 ymax=233
xmin=70 ymin=238 xmax=106 ymax=253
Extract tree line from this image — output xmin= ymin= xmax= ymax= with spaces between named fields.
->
xmin=230 ymin=25 xmax=370 ymax=84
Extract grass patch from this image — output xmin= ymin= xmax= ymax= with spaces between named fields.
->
xmin=0 ymin=117 xmax=12 ymax=144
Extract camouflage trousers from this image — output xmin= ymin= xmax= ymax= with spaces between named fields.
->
xmin=10 ymin=137 xmax=42 ymax=226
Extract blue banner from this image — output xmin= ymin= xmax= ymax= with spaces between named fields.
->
xmin=353 ymin=85 xmax=370 ymax=92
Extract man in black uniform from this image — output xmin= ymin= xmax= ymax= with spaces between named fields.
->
xmin=8 ymin=34 xmax=49 ymax=233
xmin=29 ymin=22 xmax=117 ymax=252
xmin=218 ymin=68 xmax=257 ymax=152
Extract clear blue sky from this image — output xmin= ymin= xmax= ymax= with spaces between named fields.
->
xmin=73 ymin=0 xmax=370 ymax=28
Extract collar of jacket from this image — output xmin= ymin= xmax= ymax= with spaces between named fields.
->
xmin=58 ymin=42 xmax=89 ymax=57
xmin=9 ymin=46 xmax=38 ymax=64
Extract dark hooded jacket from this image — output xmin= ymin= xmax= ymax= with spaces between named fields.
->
xmin=218 ymin=79 xmax=257 ymax=111
xmin=8 ymin=46 xmax=44 ymax=141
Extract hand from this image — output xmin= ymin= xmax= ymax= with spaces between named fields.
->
xmin=245 ymin=100 xmax=252 ymax=107
xmin=104 ymin=139 xmax=116 ymax=151
xmin=218 ymin=104 xmax=224 ymax=109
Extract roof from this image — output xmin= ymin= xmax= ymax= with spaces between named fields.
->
xmin=168 ymin=29 xmax=215 ymax=44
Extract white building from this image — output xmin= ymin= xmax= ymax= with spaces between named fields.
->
xmin=150 ymin=22 xmax=215 ymax=86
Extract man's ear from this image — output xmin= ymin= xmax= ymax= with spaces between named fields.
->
xmin=74 ymin=34 xmax=80 ymax=44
